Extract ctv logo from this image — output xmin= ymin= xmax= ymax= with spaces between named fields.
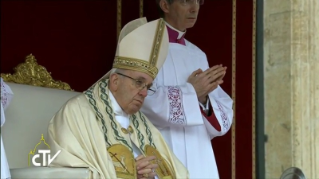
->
xmin=28 ymin=134 xmax=61 ymax=166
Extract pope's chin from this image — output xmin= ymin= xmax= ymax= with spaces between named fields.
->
xmin=128 ymin=102 xmax=142 ymax=114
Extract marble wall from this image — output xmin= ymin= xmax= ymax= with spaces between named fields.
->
xmin=264 ymin=0 xmax=319 ymax=178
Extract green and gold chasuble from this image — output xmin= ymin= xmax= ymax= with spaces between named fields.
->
xmin=47 ymin=79 xmax=188 ymax=179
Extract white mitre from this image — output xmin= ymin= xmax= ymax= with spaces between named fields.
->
xmin=102 ymin=17 xmax=169 ymax=80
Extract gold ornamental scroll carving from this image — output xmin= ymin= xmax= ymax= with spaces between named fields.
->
xmin=1 ymin=54 xmax=73 ymax=91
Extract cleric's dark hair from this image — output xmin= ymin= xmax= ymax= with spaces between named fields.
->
xmin=155 ymin=0 xmax=173 ymax=17
xmin=155 ymin=0 xmax=204 ymax=17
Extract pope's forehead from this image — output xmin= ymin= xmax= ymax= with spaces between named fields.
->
xmin=127 ymin=70 xmax=153 ymax=81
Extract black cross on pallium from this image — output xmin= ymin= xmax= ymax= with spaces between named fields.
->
xmin=109 ymin=152 xmax=131 ymax=174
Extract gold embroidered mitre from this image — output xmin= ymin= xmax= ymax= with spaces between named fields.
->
xmin=113 ymin=17 xmax=168 ymax=79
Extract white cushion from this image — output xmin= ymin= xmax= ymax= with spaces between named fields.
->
xmin=2 ymin=82 xmax=80 ymax=169
xmin=10 ymin=167 xmax=90 ymax=179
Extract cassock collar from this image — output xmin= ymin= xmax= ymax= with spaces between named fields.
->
xmin=109 ymin=90 xmax=129 ymax=118
xmin=165 ymin=22 xmax=186 ymax=40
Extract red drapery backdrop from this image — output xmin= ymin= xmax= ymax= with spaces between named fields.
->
xmin=1 ymin=0 xmax=117 ymax=92
xmin=1 ymin=0 xmax=255 ymax=178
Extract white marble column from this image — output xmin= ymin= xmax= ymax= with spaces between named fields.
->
xmin=263 ymin=0 xmax=319 ymax=178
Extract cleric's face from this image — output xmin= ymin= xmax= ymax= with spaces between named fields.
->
xmin=164 ymin=0 xmax=202 ymax=31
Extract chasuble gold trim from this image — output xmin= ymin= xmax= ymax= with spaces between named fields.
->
xmin=108 ymin=144 xmax=137 ymax=179
xmin=145 ymin=145 xmax=175 ymax=179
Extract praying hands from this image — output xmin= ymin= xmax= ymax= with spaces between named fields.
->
xmin=187 ymin=64 xmax=227 ymax=103
xmin=136 ymin=155 xmax=158 ymax=179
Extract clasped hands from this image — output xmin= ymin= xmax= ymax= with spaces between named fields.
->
xmin=136 ymin=155 xmax=158 ymax=179
xmin=187 ymin=64 xmax=227 ymax=104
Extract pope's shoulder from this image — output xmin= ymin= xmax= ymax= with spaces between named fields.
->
xmin=58 ymin=93 xmax=92 ymax=112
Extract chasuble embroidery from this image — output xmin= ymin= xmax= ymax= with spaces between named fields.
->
xmin=107 ymin=144 xmax=137 ymax=179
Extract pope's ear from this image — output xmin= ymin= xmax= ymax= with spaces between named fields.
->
xmin=109 ymin=73 xmax=120 ymax=90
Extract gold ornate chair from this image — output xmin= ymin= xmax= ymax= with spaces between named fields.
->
xmin=1 ymin=54 xmax=90 ymax=179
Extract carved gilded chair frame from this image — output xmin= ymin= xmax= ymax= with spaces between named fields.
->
xmin=1 ymin=54 xmax=73 ymax=91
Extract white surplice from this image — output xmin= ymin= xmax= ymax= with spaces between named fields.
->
xmin=1 ymin=78 xmax=13 ymax=179
xmin=141 ymin=35 xmax=234 ymax=178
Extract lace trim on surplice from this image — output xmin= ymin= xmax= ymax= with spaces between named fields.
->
xmin=216 ymin=100 xmax=229 ymax=131
xmin=167 ymin=86 xmax=186 ymax=125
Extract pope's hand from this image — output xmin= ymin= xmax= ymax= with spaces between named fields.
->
xmin=187 ymin=65 xmax=226 ymax=103
xmin=136 ymin=155 xmax=158 ymax=179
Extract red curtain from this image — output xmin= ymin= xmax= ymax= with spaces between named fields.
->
xmin=1 ymin=0 xmax=117 ymax=92
xmin=1 ymin=0 xmax=255 ymax=178
xmin=235 ymin=0 xmax=254 ymax=178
